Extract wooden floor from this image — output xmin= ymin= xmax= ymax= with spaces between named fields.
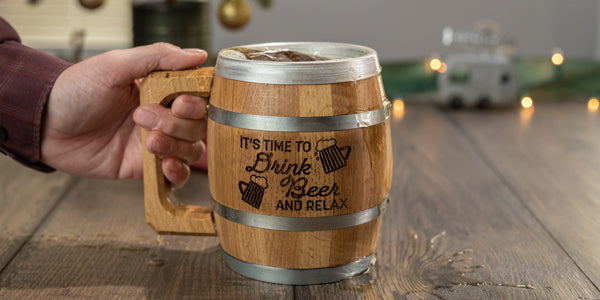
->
xmin=1 ymin=101 xmax=599 ymax=299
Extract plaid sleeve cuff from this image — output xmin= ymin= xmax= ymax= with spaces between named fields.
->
xmin=0 ymin=38 xmax=71 ymax=172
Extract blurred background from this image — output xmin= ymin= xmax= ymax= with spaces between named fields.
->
xmin=1 ymin=0 xmax=599 ymax=107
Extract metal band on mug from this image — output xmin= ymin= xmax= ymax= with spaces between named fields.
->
xmin=208 ymin=100 xmax=390 ymax=132
xmin=221 ymin=250 xmax=375 ymax=285
xmin=215 ymin=42 xmax=381 ymax=85
xmin=212 ymin=199 xmax=387 ymax=231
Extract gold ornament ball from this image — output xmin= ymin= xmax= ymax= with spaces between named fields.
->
xmin=78 ymin=0 xmax=104 ymax=10
xmin=219 ymin=0 xmax=252 ymax=29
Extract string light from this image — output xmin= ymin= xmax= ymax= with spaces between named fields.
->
xmin=551 ymin=53 xmax=564 ymax=66
xmin=588 ymin=97 xmax=599 ymax=113
xmin=429 ymin=58 xmax=442 ymax=71
xmin=520 ymin=96 xmax=533 ymax=109
xmin=438 ymin=62 xmax=447 ymax=73
xmin=392 ymin=98 xmax=405 ymax=120
xmin=551 ymin=47 xmax=564 ymax=66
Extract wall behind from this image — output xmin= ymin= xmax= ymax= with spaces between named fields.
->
xmin=212 ymin=0 xmax=599 ymax=61
xmin=597 ymin=2 xmax=600 ymax=59
xmin=0 ymin=0 xmax=131 ymax=51
xmin=1 ymin=0 xmax=598 ymax=61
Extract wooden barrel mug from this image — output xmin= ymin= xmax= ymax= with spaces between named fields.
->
xmin=140 ymin=42 xmax=393 ymax=285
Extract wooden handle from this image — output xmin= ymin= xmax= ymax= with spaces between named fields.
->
xmin=339 ymin=146 xmax=351 ymax=160
xmin=140 ymin=67 xmax=216 ymax=235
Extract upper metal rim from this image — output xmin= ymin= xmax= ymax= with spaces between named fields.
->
xmin=214 ymin=42 xmax=381 ymax=84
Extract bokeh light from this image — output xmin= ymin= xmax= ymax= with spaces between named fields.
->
xmin=392 ymin=98 xmax=405 ymax=120
xmin=438 ymin=62 xmax=447 ymax=73
xmin=429 ymin=58 xmax=442 ymax=71
xmin=588 ymin=97 xmax=599 ymax=113
xmin=551 ymin=53 xmax=564 ymax=66
xmin=551 ymin=48 xmax=564 ymax=66
xmin=520 ymin=96 xmax=533 ymax=109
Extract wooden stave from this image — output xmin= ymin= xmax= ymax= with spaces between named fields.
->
xmin=207 ymin=74 xmax=392 ymax=270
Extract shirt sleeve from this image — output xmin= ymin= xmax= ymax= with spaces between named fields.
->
xmin=0 ymin=17 xmax=71 ymax=172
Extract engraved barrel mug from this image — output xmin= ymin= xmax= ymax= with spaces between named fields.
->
xmin=140 ymin=42 xmax=393 ymax=284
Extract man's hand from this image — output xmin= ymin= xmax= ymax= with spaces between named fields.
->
xmin=41 ymin=43 xmax=208 ymax=188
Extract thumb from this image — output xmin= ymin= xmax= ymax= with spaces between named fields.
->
xmin=99 ymin=42 xmax=208 ymax=84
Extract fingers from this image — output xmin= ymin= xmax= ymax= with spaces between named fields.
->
xmin=147 ymin=131 xmax=205 ymax=189
xmin=162 ymin=158 xmax=191 ymax=189
xmin=172 ymin=94 xmax=209 ymax=119
xmin=133 ymin=95 xmax=208 ymax=142
xmin=133 ymin=94 xmax=207 ymax=188
xmin=144 ymin=131 xmax=206 ymax=165
xmin=100 ymin=42 xmax=208 ymax=84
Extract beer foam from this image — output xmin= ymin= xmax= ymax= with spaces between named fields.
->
xmin=220 ymin=49 xmax=248 ymax=60
xmin=316 ymin=139 xmax=337 ymax=151
xmin=250 ymin=175 xmax=268 ymax=188
xmin=226 ymin=47 xmax=329 ymax=62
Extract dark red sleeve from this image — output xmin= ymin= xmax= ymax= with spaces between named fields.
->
xmin=0 ymin=17 xmax=71 ymax=172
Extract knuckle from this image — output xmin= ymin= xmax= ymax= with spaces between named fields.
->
xmin=145 ymin=132 xmax=160 ymax=152
xmin=163 ymin=159 xmax=189 ymax=188
xmin=190 ymin=125 xmax=204 ymax=141
xmin=149 ymin=132 xmax=172 ymax=155
xmin=152 ymin=42 xmax=179 ymax=52
xmin=171 ymin=98 xmax=191 ymax=117
xmin=191 ymin=143 xmax=204 ymax=162
xmin=183 ymin=143 xmax=200 ymax=164
xmin=103 ymin=49 xmax=123 ymax=60
xmin=161 ymin=117 xmax=177 ymax=135
xmin=176 ymin=141 xmax=202 ymax=164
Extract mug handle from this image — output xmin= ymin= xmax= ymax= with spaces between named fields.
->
xmin=239 ymin=181 xmax=248 ymax=194
xmin=339 ymin=145 xmax=352 ymax=160
xmin=140 ymin=67 xmax=216 ymax=235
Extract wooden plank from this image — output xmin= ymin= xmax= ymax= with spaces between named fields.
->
xmin=296 ymin=105 xmax=600 ymax=299
xmin=447 ymin=101 xmax=600 ymax=288
xmin=0 ymin=156 xmax=74 ymax=270
xmin=0 ymin=171 xmax=292 ymax=299
xmin=2 ymin=103 xmax=599 ymax=298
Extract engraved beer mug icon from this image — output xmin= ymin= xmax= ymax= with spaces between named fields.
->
xmin=239 ymin=175 xmax=268 ymax=209
xmin=315 ymin=139 xmax=351 ymax=174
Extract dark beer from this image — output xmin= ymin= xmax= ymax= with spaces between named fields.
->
xmin=230 ymin=47 xmax=329 ymax=62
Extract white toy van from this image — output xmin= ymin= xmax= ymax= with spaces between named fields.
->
xmin=437 ymin=53 xmax=519 ymax=108
xmin=437 ymin=25 xmax=519 ymax=108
